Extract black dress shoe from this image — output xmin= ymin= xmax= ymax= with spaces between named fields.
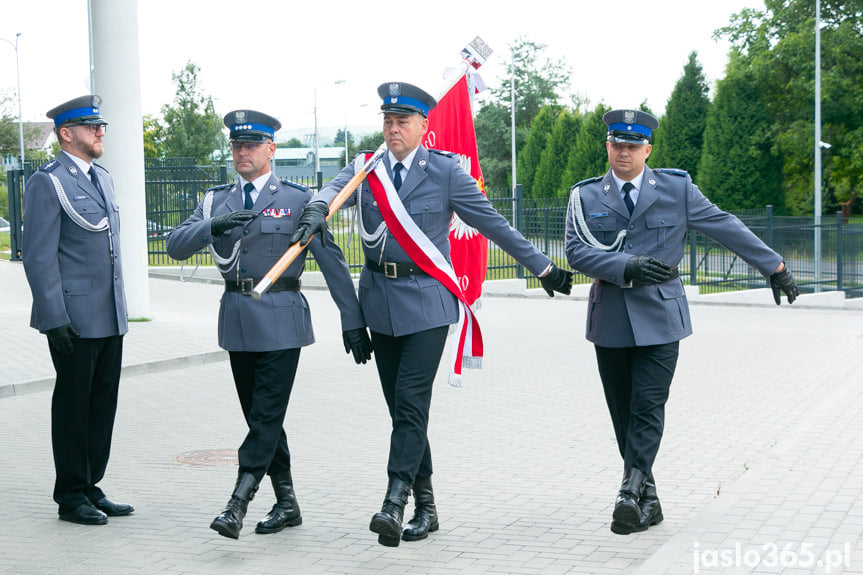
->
xmin=92 ymin=497 xmax=134 ymax=516
xmin=59 ymin=502 xmax=108 ymax=525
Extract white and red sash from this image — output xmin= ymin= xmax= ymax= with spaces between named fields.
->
xmin=366 ymin=159 xmax=482 ymax=387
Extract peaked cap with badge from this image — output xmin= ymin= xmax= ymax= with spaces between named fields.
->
xmin=378 ymin=82 xmax=437 ymax=117
xmin=46 ymin=95 xmax=108 ymax=128
xmin=224 ymin=110 xmax=281 ymax=142
xmin=603 ymin=109 xmax=659 ymax=145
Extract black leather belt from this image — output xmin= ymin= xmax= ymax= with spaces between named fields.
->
xmin=225 ymin=277 xmax=301 ymax=295
xmin=596 ymin=267 xmax=680 ymax=287
xmin=365 ymin=259 xmax=428 ymax=279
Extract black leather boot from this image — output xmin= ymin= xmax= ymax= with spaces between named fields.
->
xmin=610 ymin=467 xmax=646 ymax=535
xmin=369 ymin=477 xmax=411 ymax=547
xmin=255 ymin=470 xmax=303 ymax=534
xmin=402 ymin=475 xmax=439 ymax=541
xmin=638 ymin=472 xmax=663 ymax=529
xmin=210 ymin=472 xmax=259 ymax=539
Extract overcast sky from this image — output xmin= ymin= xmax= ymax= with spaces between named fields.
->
xmin=1 ymin=0 xmax=763 ymax=141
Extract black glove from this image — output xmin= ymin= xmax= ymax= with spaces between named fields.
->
xmin=539 ymin=264 xmax=573 ymax=297
xmin=343 ymin=328 xmax=373 ymax=364
xmin=624 ymin=255 xmax=675 ymax=285
xmin=770 ymin=265 xmax=799 ymax=305
xmin=210 ymin=209 xmax=258 ymax=236
xmin=45 ymin=324 xmax=79 ymax=358
xmin=290 ymin=202 xmax=330 ymax=247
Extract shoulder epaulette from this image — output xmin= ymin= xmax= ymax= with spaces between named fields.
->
xmin=207 ymin=182 xmax=233 ymax=192
xmin=280 ymin=178 xmax=308 ymax=192
xmin=39 ymin=159 xmax=61 ymax=173
xmin=428 ymin=149 xmax=455 ymax=158
xmin=655 ymin=168 xmax=688 ymax=177
xmin=572 ymin=176 xmax=602 ymax=189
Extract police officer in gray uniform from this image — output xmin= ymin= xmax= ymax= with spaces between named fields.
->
xmin=166 ymin=110 xmax=372 ymax=539
xmin=22 ymin=95 xmax=133 ymax=525
xmin=291 ymin=82 xmax=573 ymax=547
xmin=565 ymin=109 xmax=799 ymax=535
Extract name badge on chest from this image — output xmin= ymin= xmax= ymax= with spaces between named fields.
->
xmin=261 ymin=208 xmax=291 ymax=218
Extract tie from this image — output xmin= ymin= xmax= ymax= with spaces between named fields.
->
xmin=393 ymin=162 xmax=404 ymax=191
xmin=88 ymin=166 xmax=104 ymax=198
xmin=243 ymin=182 xmax=255 ymax=210
xmin=622 ymin=182 xmax=635 ymax=215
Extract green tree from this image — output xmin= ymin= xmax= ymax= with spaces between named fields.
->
xmin=698 ymin=58 xmax=784 ymax=212
xmin=333 ymin=128 xmax=356 ymax=164
xmin=476 ymin=37 xmax=572 ymax=187
xmin=474 ymin=103 xmax=511 ymax=188
xmin=142 ymin=114 xmax=165 ymax=159
xmin=0 ymin=91 xmax=40 ymax=164
xmin=277 ymin=138 xmax=304 ymax=148
xmin=160 ymin=61 xmax=225 ymax=164
xmin=357 ymin=132 xmax=384 ymax=154
xmin=533 ymin=109 xmax=581 ymax=198
xmin=717 ymin=0 xmax=863 ymax=215
xmin=651 ymin=52 xmax=710 ymax=180
xmin=561 ymin=103 xmax=611 ymax=191
xmin=517 ymin=104 xmax=562 ymax=198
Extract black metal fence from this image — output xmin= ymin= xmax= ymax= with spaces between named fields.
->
xmin=6 ymin=159 xmax=862 ymax=298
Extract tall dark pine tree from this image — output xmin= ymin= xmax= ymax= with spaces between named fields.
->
xmin=533 ymin=109 xmax=581 ymax=198
xmin=561 ymin=104 xmax=611 ymax=193
xmin=698 ymin=59 xmax=784 ymax=212
xmin=650 ymin=52 xmax=710 ymax=180
xmin=517 ymin=105 xmax=562 ymax=198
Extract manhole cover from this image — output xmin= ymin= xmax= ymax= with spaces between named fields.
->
xmin=174 ymin=449 xmax=238 ymax=466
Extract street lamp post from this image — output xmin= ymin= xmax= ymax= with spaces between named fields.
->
xmin=333 ymin=80 xmax=348 ymax=167
xmin=1 ymin=33 xmax=25 ymax=172
xmin=313 ymin=87 xmax=320 ymax=176
xmin=510 ymin=48 xmax=517 ymax=230
xmin=814 ymin=0 xmax=822 ymax=292
xmin=510 ymin=42 xmax=546 ymax=230
xmin=313 ymin=80 xmax=347 ymax=177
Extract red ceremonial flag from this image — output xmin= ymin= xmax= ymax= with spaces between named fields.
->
xmin=422 ymin=73 xmax=488 ymax=309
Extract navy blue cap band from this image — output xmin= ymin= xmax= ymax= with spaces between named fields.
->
xmin=53 ymin=106 xmax=100 ymax=127
xmin=230 ymin=122 xmax=275 ymax=137
xmin=383 ymin=96 xmax=430 ymax=116
xmin=608 ymin=122 xmax=652 ymax=137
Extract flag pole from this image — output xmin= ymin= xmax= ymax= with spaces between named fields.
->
xmin=251 ymin=143 xmax=386 ymax=299
xmin=251 ymin=37 xmax=492 ymax=300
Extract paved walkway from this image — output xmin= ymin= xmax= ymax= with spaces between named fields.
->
xmin=1 ymin=260 xmax=862 ymax=574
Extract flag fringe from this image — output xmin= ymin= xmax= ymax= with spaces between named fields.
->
xmin=462 ymin=357 xmax=482 ymax=370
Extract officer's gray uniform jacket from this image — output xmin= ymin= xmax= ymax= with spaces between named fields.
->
xmin=23 ymin=151 xmax=128 ymax=338
xmin=166 ymin=174 xmax=365 ymax=352
xmin=565 ymin=166 xmax=782 ymax=348
xmin=316 ymin=146 xmax=552 ymax=337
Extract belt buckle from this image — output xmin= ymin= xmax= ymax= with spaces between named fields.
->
xmin=384 ymin=262 xmax=398 ymax=279
xmin=240 ymin=278 xmax=254 ymax=295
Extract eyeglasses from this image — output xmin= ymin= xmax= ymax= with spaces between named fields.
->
xmin=67 ymin=123 xmax=108 ymax=135
xmin=230 ymin=141 xmax=266 ymax=151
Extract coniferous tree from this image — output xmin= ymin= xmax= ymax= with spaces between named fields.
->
xmin=651 ymin=52 xmax=710 ymax=180
xmin=518 ymin=104 xmax=562 ymax=198
xmin=561 ymin=104 xmax=611 ymax=192
xmin=698 ymin=59 xmax=784 ymax=212
xmin=533 ymin=109 xmax=581 ymax=198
